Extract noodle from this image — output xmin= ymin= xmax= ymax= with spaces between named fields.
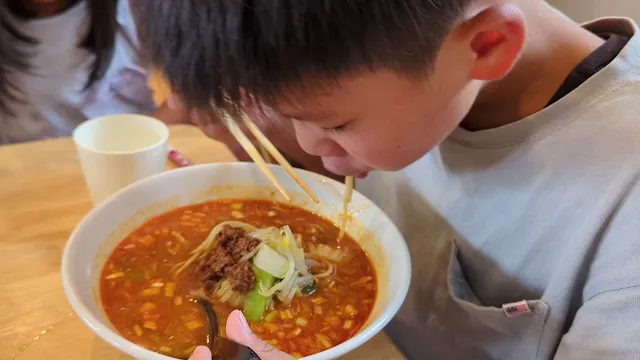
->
xmin=101 ymin=199 xmax=376 ymax=358
xmin=338 ymin=176 xmax=354 ymax=240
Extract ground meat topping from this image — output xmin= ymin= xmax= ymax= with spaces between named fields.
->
xmin=197 ymin=225 xmax=260 ymax=294
xmin=199 ymin=247 xmax=234 ymax=279
xmin=226 ymin=262 xmax=257 ymax=293
xmin=218 ymin=225 xmax=260 ymax=260
xmin=218 ymin=226 xmax=248 ymax=248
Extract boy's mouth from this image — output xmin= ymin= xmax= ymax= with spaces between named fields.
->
xmin=322 ymin=157 xmax=371 ymax=178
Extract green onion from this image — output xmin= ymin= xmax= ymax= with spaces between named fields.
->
xmin=300 ymin=280 xmax=318 ymax=296
xmin=244 ymin=267 xmax=276 ymax=322
xmin=231 ymin=203 xmax=243 ymax=210
xmin=124 ymin=270 xmax=146 ymax=283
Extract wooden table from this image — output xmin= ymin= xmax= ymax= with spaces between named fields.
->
xmin=0 ymin=125 xmax=404 ymax=360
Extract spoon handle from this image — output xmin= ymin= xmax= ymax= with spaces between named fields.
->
xmin=198 ymin=297 xmax=220 ymax=345
xmin=211 ymin=343 xmax=260 ymax=360
xmin=197 ymin=297 xmax=261 ymax=360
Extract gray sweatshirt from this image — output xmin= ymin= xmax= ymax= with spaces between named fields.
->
xmin=358 ymin=18 xmax=640 ymax=360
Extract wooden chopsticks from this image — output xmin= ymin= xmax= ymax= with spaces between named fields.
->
xmin=214 ymin=102 xmax=357 ymax=240
xmin=239 ymin=114 xmax=319 ymax=203
xmin=215 ymin=104 xmax=319 ymax=203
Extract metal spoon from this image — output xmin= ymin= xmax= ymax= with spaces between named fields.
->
xmin=195 ymin=297 xmax=261 ymax=360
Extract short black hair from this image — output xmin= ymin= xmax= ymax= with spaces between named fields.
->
xmin=136 ymin=0 xmax=470 ymax=110
xmin=0 ymin=0 xmax=119 ymax=115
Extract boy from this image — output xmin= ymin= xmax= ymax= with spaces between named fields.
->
xmin=135 ymin=0 xmax=640 ymax=359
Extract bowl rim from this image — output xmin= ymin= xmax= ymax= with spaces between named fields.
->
xmin=61 ymin=162 xmax=411 ymax=360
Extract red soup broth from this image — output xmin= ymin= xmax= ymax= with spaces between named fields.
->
xmin=100 ymin=199 xmax=377 ymax=358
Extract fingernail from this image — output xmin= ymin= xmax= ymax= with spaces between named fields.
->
xmin=237 ymin=310 xmax=252 ymax=333
xmin=226 ymin=310 xmax=255 ymax=346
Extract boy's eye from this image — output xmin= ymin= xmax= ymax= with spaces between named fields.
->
xmin=288 ymin=116 xmax=349 ymax=133
xmin=327 ymin=124 xmax=347 ymax=133
xmin=325 ymin=120 xmax=355 ymax=133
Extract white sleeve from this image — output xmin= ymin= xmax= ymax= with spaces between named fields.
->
xmin=83 ymin=0 xmax=157 ymax=118
xmin=115 ymin=0 xmax=144 ymax=66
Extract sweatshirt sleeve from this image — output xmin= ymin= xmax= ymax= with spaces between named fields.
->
xmin=554 ymin=287 xmax=640 ymax=359
xmin=555 ymin=179 xmax=640 ymax=359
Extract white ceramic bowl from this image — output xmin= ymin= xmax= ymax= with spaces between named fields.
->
xmin=62 ymin=163 xmax=411 ymax=360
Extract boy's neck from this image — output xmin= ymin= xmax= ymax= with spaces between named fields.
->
xmin=462 ymin=1 xmax=605 ymax=131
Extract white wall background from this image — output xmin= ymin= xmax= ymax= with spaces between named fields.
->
xmin=547 ymin=0 xmax=640 ymax=22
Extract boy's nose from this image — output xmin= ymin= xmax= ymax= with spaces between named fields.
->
xmin=294 ymin=123 xmax=346 ymax=158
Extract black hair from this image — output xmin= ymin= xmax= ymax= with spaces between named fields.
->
xmin=0 ymin=0 xmax=119 ymax=114
xmin=135 ymin=0 xmax=471 ymax=111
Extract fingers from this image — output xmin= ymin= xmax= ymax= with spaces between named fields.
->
xmin=166 ymin=97 xmax=309 ymax=168
xmin=170 ymin=98 xmax=280 ymax=142
xmin=191 ymin=108 xmax=230 ymax=138
xmin=226 ymin=310 xmax=296 ymax=360
xmin=190 ymin=108 xmax=259 ymax=161
xmin=166 ymin=93 xmax=185 ymax=111
xmin=226 ymin=144 xmax=252 ymax=162
xmin=188 ymin=346 xmax=212 ymax=360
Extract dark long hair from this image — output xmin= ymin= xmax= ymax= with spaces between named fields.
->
xmin=0 ymin=0 xmax=119 ymax=114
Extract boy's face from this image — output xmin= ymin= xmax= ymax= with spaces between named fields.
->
xmin=274 ymin=4 xmax=525 ymax=177
xmin=275 ymin=43 xmax=482 ymax=177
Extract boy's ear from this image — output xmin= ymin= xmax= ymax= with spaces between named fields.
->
xmin=456 ymin=4 xmax=526 ymax=81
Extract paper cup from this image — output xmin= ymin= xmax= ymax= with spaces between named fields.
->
xmin=73 ymin=114 xmax=169 ymax=205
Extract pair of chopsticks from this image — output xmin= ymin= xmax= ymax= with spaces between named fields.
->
xmin=215 ymin=103 xmax=319 ymax=204
xmin=214 ymin=103 xmax=354 ymax=239
xmin=338 ymin=176 xmax=354 ymax=240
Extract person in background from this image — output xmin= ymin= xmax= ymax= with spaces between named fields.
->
xmin=137 ymin=0 xmax=640 ymax=359
xmin=0 ymin=0 xmax=187 ymax=144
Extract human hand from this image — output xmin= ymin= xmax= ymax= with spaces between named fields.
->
xmin=185 ymin=310 xmax=296 ymax=360
xmin=226 ymin=309 xmax=296 ymax=360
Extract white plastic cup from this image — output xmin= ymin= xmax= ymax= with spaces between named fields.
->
xmin=73 ymin=114 xmax=169 ymax=205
